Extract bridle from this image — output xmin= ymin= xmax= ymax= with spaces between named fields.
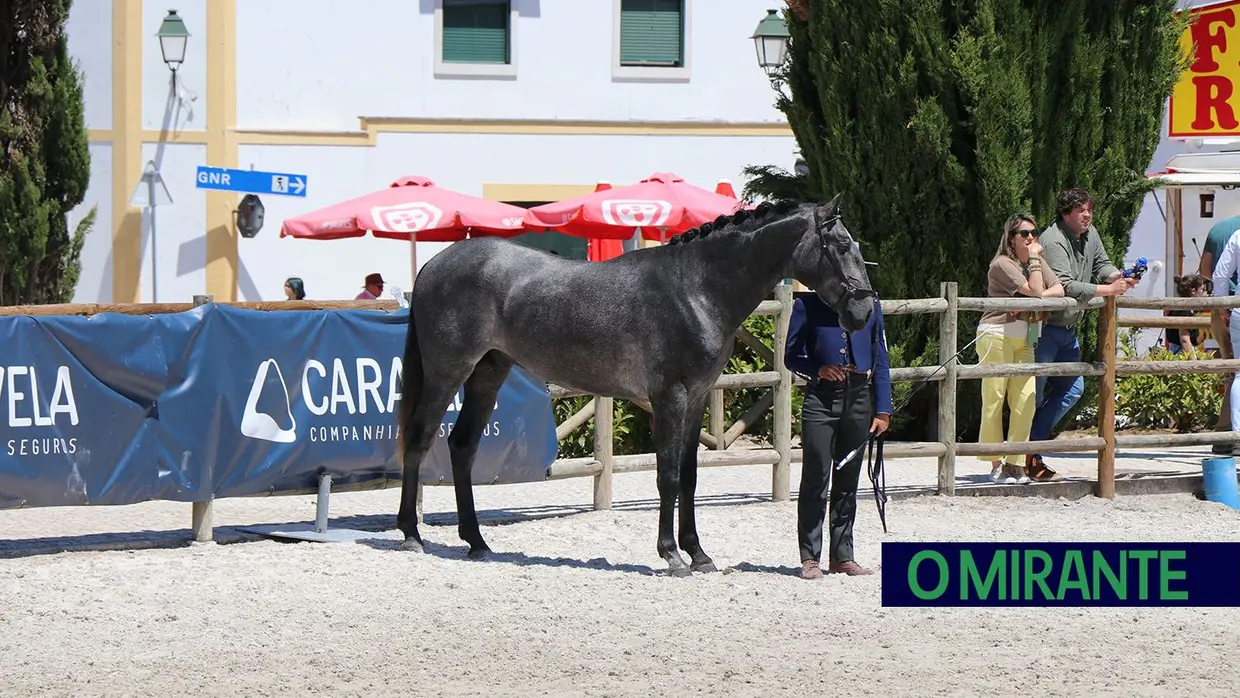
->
xmin=814 ymin=210 xmax=879 ymax=306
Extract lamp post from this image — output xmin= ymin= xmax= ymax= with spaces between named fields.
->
xmin=750 ymin=9 xmax=791 ymax=84
xmin=156 ymin=10 xmax=190 ymax=78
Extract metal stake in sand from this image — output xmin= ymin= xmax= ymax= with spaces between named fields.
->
xmin=315 ymin=473 xmax=332 ymax=534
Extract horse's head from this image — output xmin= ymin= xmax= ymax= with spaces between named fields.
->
xmin=790 ymin=194 xmax=876 ymax=332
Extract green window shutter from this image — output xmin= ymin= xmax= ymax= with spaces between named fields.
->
xmin=443 ymin=0 xmax=510 ymax=64
xmin=620 ymin=0 xmax=683 ymax=66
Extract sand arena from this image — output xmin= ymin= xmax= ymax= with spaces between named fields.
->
xmin=0 ymin=453 xmax=1236 ymax=697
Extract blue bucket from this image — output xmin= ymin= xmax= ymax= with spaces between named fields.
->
xmin=1202 ymin=457 xmax=1240 ymax=511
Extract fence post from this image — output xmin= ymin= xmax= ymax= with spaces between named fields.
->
xmin=1097 ymin=295 xmax=1118 ymax=498
xmin=593 ymin=396 xmax=614 ymax=510
xmin=710 ymin=389 xmax=726 ymax=450
xmin=191 ymin=294 xmax=215 ymax=543
xmin=937 ymin=282 xmax=958 ymax=496
xmin=772 ymin=283 xmax=794 ymax=502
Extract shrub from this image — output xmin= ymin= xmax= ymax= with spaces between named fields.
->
xmin=1113 ymin=327 xmax=1222 ymax=432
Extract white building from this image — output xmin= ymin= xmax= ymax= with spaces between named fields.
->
xmin=65 ymin=0 xmax=799 ymax=304
xmin=62 ymin=0 xmax=1230 ymax=310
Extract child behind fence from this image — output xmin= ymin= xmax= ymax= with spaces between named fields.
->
xmin=1167 ymin=274 xmax=1211 ymax=354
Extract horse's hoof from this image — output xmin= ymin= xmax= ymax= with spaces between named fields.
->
xmin=691 ymin=560 xmax=719 ymax=574
xmin=467 ymin=546 xmax=491 ymax=560
xmin=399 ymin=539 xmax=424 ymax=553
xmin=667 ymin=566 xmax=693 ymax=578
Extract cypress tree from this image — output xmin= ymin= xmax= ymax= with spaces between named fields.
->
xmin=747 ymin=0 xmax=1190 ymax=439
xmin=0 ymin=0 xmax=94 ymax=306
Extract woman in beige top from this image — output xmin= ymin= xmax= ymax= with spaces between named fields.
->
xmin=976 ymin=213 xmax=1064 ymax=484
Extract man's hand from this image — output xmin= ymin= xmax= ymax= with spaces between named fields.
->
xmin=871 ymin=413 xmax=890 ymax=436
xmin=817 ymin=364 xmax=848 ymax=382
xmin=1104 ymin=277 xmax=1136 ymax=296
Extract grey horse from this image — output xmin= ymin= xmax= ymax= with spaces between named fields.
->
xmin=395 ymin=196 xmax=876 ymax=577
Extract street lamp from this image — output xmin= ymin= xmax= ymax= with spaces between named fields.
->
xmin=750 ymin=9 xmax=791 ymax=81
xmin=156 ymin=10 xmax=190 ymax=75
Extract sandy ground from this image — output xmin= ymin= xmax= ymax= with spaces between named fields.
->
xmin=0 ymin=446 xmax=1237 ymax=696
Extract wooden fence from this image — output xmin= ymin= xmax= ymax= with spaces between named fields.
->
xmin=548 ymin=283 xmax=1240 ymax=505
xmin=3 ymin=285 xmax=1238 ymax=542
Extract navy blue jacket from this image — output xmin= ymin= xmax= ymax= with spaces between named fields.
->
xmin=783 ymin=293 xmax=893 ymax=415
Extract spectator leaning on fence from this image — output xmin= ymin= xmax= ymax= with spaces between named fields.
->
xmin=1209 ymin=228 xmax=1240 ymax=451
xmin=1200 ymin=213 xmax=1240 ymax=451
xmin=1028 ymin=188 xmax=1139 ymax=480
xmin=976 ymin=213 xmax=1064 ymax=484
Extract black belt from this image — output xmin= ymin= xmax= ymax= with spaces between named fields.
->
xmin=809 ymin=369 xmax=872 ymax=392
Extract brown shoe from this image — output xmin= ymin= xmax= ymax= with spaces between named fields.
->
xmin=801 ymin=559 xmax=824 ymax=580
xmin=1025 ymin=454 xmax=1060 ymax=482
xmin=827 ymin=560 xmax=874 ymax=576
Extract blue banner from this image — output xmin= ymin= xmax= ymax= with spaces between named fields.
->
xmin=0 ymin=306 xmax=558 ymax=509
xmin=881 ymin=542 xmax=1240 ymax=607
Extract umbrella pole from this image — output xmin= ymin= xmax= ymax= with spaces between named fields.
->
xmin=409 ymin=234 xmax=418 ymax=287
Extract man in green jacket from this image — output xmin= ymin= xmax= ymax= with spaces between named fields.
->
xmin=1027 ymin=188 xmax=1139 ymax=479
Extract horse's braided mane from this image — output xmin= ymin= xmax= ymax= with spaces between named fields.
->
xmin=667 ymin=198 xmax=802 ymax=246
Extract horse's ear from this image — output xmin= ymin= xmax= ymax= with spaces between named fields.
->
xmin=822 ymin=192 xmax=843 ymax=217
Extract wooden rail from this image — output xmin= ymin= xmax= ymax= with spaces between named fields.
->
xmin=549 ymin=283 xmax=1240 ymax=504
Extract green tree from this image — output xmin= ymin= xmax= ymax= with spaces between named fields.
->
xmin=0 ymin=0 xmax=94 ymax=306
xmin=746 ymin=0 xmax=1190 ymax=439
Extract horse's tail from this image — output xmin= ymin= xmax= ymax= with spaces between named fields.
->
xmin=396 ymin=304 xmax=423 ymax=461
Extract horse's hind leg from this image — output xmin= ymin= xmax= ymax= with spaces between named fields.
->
xmin=397 ymin=378 xmax=467 ymax=553
xmin=678 ymin=394 xmax=716 ymax=573
xmin=651 ymin=385 xmax=697 ymax=577
xmin=449 ymin=350 xmax=514 ymax=559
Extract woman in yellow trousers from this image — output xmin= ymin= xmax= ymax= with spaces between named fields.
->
xmin=977 ymin=214 xmax=1064 ymax=484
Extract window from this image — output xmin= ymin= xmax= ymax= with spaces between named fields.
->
xmin=435 ymin=0 xmax=518 ymax=78
xmin=613 ymin=0 xmax=690 ymax=82
xmin=620 ymin=0 xmax=682 ymax=66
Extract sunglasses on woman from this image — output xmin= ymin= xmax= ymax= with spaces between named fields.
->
xmin=1011 ymin=229 xmax=1035 ymax=238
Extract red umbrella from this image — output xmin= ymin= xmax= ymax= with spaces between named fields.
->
xmin=279 ymin=175 xmax=528 ymax=243
xmin=586 ymin=181 xmax=626 ymax=262
xmin=522 ymin=172 xmax=752 ymax=241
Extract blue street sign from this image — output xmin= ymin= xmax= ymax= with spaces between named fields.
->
xmin=195 ymin=166 xmax=307 ymax=197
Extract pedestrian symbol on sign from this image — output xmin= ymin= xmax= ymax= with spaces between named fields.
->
xmin=271 ymin=175 xmax=289 ymax=194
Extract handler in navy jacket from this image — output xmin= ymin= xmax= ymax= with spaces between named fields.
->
xmin=784 ymin=292 xmax=892 ymax=580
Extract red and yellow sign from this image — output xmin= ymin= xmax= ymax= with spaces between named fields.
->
xmin=1170 ymin=0 xmax=1240 ymax=137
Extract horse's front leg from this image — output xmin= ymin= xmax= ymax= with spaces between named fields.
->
xmin=651 ymin=387 xmax=691 ymax=577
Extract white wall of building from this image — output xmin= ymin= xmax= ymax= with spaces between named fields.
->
xmin=238 ymin=131 xmax=796 ymax=300
xmin=63 ymin=0 xmax=1230 ymax=314
xmin=63 ymin=0 xmax=800 ymax=304
xmin=233 ymin=0 xmax=786 ymax=130
xmin=139 ymin=142 xmax=209 ymax=303
xmin=65 ymin=0 xmax=112 ymax=131
xmin=70 ymin=144 xmax=114 ymax=304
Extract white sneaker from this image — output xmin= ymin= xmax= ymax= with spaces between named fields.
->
xmin=1002 ymin=464 xmax=1030 ymax=484
xmin=990 ymin=464 xmax=1004 ymax=483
